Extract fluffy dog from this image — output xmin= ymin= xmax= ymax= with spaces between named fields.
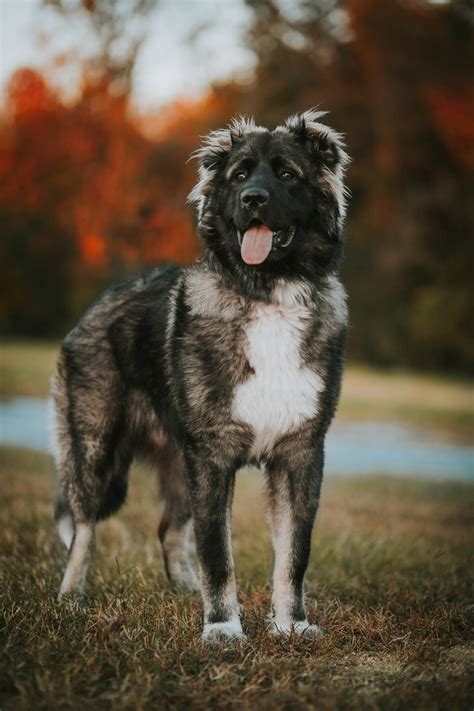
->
xmin=51 ymin=110 xmax=350 ymax=641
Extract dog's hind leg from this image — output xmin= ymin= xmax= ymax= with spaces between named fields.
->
xmin=51 ymin=349 xmax=132 ymax=600
xmin=159 ymin=513 xmax=197 ymax=592
xmin=155 ymin=442 xmax=198 ymax=591
xmin=58 ymin=521 xmax=95 ymax=598
xmin=55 ymin=468 xmax=129 ymax=599
xmin=54 ymin=486 xmax=95 ymax=598
xmin=54 ymin=487 xmax=75 ymax=550
xmin=55 ymin=457 xmax=130 ymax=599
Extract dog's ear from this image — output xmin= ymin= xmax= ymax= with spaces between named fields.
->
xmin=188 ymin=116 xmax=257 ymax=206
xmin=191 ymin=128 xmax=233 ymax=173
xmin=190 ymin=116 xmax=257 ymax=171
xmin=187 ymin=129 xmax=231 ymax=207
xmin=283 ymin=109 xmax=350 ymax=173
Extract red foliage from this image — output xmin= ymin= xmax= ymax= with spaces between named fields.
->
xmin=1 ymin=0 xmax=473 ymax=371
xmin=425 ymin=88 xmax=474 ymax=168
xmin=1 ymin=69 xmax=204 ymax=284
xmin=79 ymin=233 xmax=107 ymax=267
xmin=6 ymin=68 xmax=58 ymax=117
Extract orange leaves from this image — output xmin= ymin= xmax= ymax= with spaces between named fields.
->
xmin=79 ymin=233 xmax=108 ymax=268
xmin=425 ymin=87 xmax=474 ymax=169
xmin=140 ymin=206 xmax=199 ymax=265
xmin=115 ymin=205 xmax=200 ymax=267
xmin=1 ymin=64 xmax=235 ymax=296
xmin=6 ymin=68 xmax=58 ymax=119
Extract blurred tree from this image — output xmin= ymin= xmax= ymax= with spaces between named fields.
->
xmin=1 ymin=0 xmax=473 ymax=373
xmin=0 ymin=0 xmax=204 ymax=337
xmin=44 ymin=0 xmax=158 ymax=98
xmin=0 ymin=65 xmax=200 ymax=336
xmin=240 ymin=0 xmax=474 ymax=372
xmin=0 ymin=69 xmax=76 ymax=334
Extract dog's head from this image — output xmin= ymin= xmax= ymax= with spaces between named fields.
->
xmin=189 ymin=110 xmax=350 ymax=286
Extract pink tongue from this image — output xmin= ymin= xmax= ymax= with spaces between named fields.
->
xmin=241 ymin=224 xmax=273 ymax=265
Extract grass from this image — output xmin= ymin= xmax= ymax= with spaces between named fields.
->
xmin=341 ymin=366 xmax=474 ymax=440
xmin=1 ymin=340 xmax=473 ymax=439
xmin=1 ymin=446 xmax=473 ymax=710
xmin=0 ymin=341 xmax=58 ymax=398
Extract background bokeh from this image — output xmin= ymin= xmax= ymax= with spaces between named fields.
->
xmin=1 ymin=5 xmax=473 ymax=707
xmin=1 ymin=0 xmax=473 ymax=373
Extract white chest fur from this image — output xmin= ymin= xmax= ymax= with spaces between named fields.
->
xmin=232 ymin=301 xmax=323 ymax=456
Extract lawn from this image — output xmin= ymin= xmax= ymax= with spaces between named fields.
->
xmin=1 ymin=447 xmax=473 ymax=710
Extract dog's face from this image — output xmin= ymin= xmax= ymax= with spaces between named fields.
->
xmin=189 ymin=111 xmax=349 ymax=286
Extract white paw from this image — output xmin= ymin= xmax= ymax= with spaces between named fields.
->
xmin=58 ymin=579 xmax=86 ymax=600
xmin=202 ymin=619 xmax=246 ymax=643
xmin=269 ymin=618 xmax=324 ymax=638
xmin=57 ymin=589 xmax=86 ymax=605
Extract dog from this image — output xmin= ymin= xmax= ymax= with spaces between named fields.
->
xmin=51 ymin=110 xmax=350 ymax=641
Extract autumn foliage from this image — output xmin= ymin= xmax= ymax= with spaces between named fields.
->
xmin=1 ymin=0 xmax=473 ymax=372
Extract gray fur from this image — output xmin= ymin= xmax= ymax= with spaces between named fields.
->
xmin=51 ymin=111 xmax=349 ymax=641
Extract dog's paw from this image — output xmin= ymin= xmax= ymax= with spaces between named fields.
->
xmin=202 ymin=620 xmax=246 ymax=643
xmin=293 ymin=621 xmax=324 ymax=638
xmin=269 ymin=618 xmax=324 ymax=638
xmin=57 ymin=590 xmax=88 ymax=607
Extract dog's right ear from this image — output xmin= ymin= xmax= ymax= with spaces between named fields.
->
xmin=188 ymin=116 xmax=256 ymax=207
xmin=188 ymin=128 xmax=232 ymax=207
xmin=191 ymin=128 xmax=233 ymax=172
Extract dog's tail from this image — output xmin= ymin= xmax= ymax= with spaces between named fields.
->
xmin=54 ymin=488 xmax=75 ymax=550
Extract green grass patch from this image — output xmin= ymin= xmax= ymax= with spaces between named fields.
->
xmin=1 ymin=446 xmax=473 ymax=709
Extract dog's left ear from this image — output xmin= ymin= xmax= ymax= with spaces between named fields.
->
xmin=283 ymin=110 xmax=350 ymax=173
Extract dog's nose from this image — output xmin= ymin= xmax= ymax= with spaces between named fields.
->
xmin=240 ymin=188 xmax=269 ymax=209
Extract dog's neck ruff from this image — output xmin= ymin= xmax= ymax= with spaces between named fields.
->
xmin=202 ymin=251 xmax=319 ymax=306
xmin=187 ymin=263 xmax=315 ymax=318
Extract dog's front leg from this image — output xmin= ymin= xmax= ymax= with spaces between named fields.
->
xmin=265 ymin=437 xmax=324 ymax=637
xmin=184 ymin=448 xmax=244 ymax=642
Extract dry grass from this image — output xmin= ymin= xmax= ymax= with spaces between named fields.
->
xmin=0 ymin=341 xmax=58 ymax=398
xmin=1 ymin=446 xmax=473 ymax=710
xmin=340 ymin=366 xmax=474 ymax=440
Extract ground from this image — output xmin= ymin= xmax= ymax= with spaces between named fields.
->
xmin=0 ymin=342 xmax=473 ymax=709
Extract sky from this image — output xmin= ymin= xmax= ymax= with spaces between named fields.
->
xmin=0 ymin=0 xmax=255 ymax=109
xmin=1 ymin=0 xmax=451 ymax=109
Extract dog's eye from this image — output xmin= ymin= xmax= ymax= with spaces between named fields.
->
xmin=280 ymin=170 xmax=294 ymax=180
xmin=234 ymin=171 xmax=248 ymax=182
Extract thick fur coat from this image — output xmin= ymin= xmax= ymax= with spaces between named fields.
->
xmin=51 ymin=110 xmax=350 ymax=641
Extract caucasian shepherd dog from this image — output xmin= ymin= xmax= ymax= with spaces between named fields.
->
xmin=51 ymin=110 xmax=350 ymax=641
